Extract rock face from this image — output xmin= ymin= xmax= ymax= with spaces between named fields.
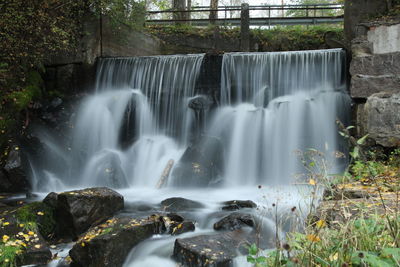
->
xmin=70 ymin=214 xmax=195 ymax=267
xmin=358 ymin=92 xmax=400 ymax=147
xmin=0 ymin=145 xmax=30 ymax=193
xmin=350 ymin=19 xmax=400 ymax=148
xmin=171 ymin=135 xmax=224 ymax=187
xmin=161 ymin=197 xmax=204 ymax=212
xmin=173 ymin=230 xmax=255 ymax=267
xmin=48 ymin=187 xmax=124 ymax=239
xmin=213 ymin=212 xmax=255 ymax=231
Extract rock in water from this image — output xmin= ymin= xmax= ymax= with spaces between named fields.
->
xmin=70 ymin=214 xmax=195 ymax=267
xmin=173 ymin=230 xmax=255 ymax=267
xmin=1 ymin=145 xmax=30 ymax=193
xmin=221 ymin=200 xmax=257 ymax=211
xmin=171 ymin=135 xmax=224 ymax=187
xmin=161 ymin=197 xmax=204 ymax=212
xmin=213 ymin=212 xmax=255 ymax=231
xmin=48 ymin=187 xmax=124 ymax=239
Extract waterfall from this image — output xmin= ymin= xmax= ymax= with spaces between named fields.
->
xmin=209 ymin=49 xmax=351 ymax=186
xmin=32 ymin=49 xmax=350 ymax=189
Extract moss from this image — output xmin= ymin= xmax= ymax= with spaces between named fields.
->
xmin=15 ymin=202 xmax=56 ymax=240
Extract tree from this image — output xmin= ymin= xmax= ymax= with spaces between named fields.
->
xmin=286 ymin=0 xmax=344 ymax=17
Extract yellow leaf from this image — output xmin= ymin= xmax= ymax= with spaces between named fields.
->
xmin=37 ymin=211 xmax=44 ymax=216
xmin=81 ymin=242 xmax=85 ymax=247
xmin=34 ymin=244 xmax=41 ymax=249
xmin=329 ymin=252 xmax=339 ymax=261
xmin=309 ymin=179 xmax=316 ymax=186
xmin=28 ymin=231 xmax=34 ymax=236
xmin=306 ymin=234 xmax=320 ymax=242
xmin=3 ymin=222 xmax=9 ymax=226
xmin=19 ymin=224 xmax=24 ymax=227
xmin=2 ymin=235 xmax=10 ymax=242
xmin=316 ymin=220 xmax=326 ymax=228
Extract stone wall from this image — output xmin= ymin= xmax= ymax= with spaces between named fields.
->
xmin=350 ymin=18 xmax=400 ymax=147
xmin=44 ymin=15 xmax=163 ymax=95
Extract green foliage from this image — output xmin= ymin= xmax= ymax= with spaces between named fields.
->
xmin=95 ymin=0 xmax=147 ymax=30
xmin=248 ymin=216 xmax=400 ymax=267
xmin=351 ymin=160 xmax=386 ymax=180
xmin=286 ymin=0 xmax=344 ymax=17
xmin=0 ymin=242 xmax=22 ymax=267
xmin=16 ymin=202 xmax=56 ymax=239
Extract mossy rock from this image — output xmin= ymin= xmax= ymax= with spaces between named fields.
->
xmin=15 ymin=202 xmax=56 ymax=240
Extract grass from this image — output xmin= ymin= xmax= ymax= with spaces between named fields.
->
xmin=147 ymin=24 xmax=344 ymax=52
xmin=15 ymin=202 xmax=56 ymax=239
xmin=0 ymin=241 xmax=23 ymax=267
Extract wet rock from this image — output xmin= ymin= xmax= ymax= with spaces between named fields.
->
xmin=173 ymin=230 xmax=255 ymax=267
xmin=70 ymin=213 xmax=194 ymax=267
xmin=43 ymin=192 xmax=59 ymax=208
xmin=1 ymin=145 xmax=30 ymax=193
xmin=221 ymin=200 xmax=257 ymax=211
xmin=50 ymin=187 xmax=124 ymax=239
xmin=69 ymin=216 xmax=158 ymax=267
xmin=85 ymin=151 xmax=129 ymax=189
xmin=213 ymin=212 xmax=255 ymax=231
xmin=160 ymin=213 xmax=195 ymax=235
xmin=171 ymin=135 xmax=224 ymax=187
xmin=161 ymin=197 xmax=204 ymax=212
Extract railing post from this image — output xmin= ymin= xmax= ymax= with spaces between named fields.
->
xmin=240 ymin=3 xmax=250 ymax=52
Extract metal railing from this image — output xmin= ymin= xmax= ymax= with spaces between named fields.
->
xmin=146 ymin=4 xmax=344 ymax=26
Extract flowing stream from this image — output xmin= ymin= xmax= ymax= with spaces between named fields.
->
xmin=32 ymin=50 xmax=351 ymax=266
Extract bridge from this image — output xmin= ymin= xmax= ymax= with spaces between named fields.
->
xmin=146 ymin=4 xmax=344 ymax=27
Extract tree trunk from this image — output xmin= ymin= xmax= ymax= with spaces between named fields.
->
xmin=209 ymin=0 xmax=218 ymax=24
xmin=173 ymin=0 xmax=186 ymax=23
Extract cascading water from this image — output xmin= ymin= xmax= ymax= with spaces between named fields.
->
xmin=31 ymin=49 xmax=350 ymax=267
xmin=209 ymin=49 xmax=351 ymax=186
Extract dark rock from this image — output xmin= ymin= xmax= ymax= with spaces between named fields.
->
xmin=69 ymin=216 xmax=158 ymax=267
xmin=173 ymin=230 xmax=255 ymax=267
xmin=213 ymin=212 xmax=255 ymax=231
xmin=70 ymin=213 xmax=194 ymax=267
xmin=43 ymin=192 xmax=59 ymax=208
xmin=85 ymin=151 xmax=129 ymax=189
xmin=171 ymin=135 xmax=224 ymax=187
xmin=160 ymin=213 xmax=195 ymax=235
xmin=51 ymin=187 xmax=124 ymax=239
xmin=189 ymin=95 xmax=213 ymax=111
xmin=1 ymin=145 xmax=30 ymax=193
xmin=221 ymin=200 xmax=257 ymax=211
xmin=161 ymin=197 xmax=204 ymax=212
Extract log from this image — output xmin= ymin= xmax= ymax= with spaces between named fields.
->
xmin=156 ymin=159 xmax=174 ymax=189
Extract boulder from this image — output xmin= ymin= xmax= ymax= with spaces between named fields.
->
xmin=171 ymin=135 xmax=224 ymax=187
xmin=221 ymin=200 xmax=257 ymax=211
xmin=358 ymin=92 xmax=400 ymax=147
xmin=1 ymin=145 xmax=30 ymax=193
xmin=173 ymin=230 xmax=255 ymax=267
xmin=213 ymin=212 xmax=255 ymax=231
xmin=49 ymin=187 xmax=124 ymax=239
xmin=70 ymin=214 xmax=195 ymax=267
xmin=160 ymin=197 xmax=204 ymax=212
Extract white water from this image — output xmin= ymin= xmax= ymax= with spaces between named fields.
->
xmin=31 ymin=50 xmax=350 ymax=266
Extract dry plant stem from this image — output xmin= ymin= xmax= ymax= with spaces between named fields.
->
xmin=371 ymin=176 xmax=400 ymax=247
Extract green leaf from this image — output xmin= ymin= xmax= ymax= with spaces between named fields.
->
xmin=357 ymin=134 xmax=369 ymax=145
xmin=346 ymin=126 xmax=355 ymax=130
xmin=249 ymin=243 xmax=258 ymax=255
xmin=381 ymin=248 xmax=400 ymax=262
xmin=247 ymin=255 xmax=256 ymax=263
xmin=256 ymin=256 xmax=267 ymax=263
